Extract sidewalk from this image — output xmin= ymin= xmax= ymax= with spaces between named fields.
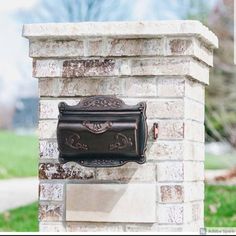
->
xmin=0 ymin=177 xmax=38 ymax=213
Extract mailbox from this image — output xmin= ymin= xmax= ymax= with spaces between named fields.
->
xmin=57 ymin=96 xmax=148 ymax=167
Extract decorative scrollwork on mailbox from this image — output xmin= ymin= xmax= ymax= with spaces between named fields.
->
xmin=109 ymin=133 xmax=133 ymax=151
xmin=82 ymin=121 xmax=112 ymax=134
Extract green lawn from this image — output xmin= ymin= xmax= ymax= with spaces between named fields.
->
xmin=205 ymin=185 xmax=236 ymax=227
xmin=0 ymin=131 xmax=38 ymax=179
xmin=205 ymin=152 xmax=236 ymax=170
xmin=0 ymin=202 xmax=38 ymax=232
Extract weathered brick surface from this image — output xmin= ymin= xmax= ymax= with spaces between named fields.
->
xmin=184 ymin=121 xmax=205 ymax=143
xmin=39 ymin=140 xmax=58 ymax=160
xmin=158 ymin=185 xmax=184 ymax=203
xmin=185 ymin=79 xmax=205 ymax=103
xmin=39 ymin=183 xmax=64 ymax=201
xmin=96 ymin=163 xmax=156 ymax=183
xmin=30 ymin=40 xmax=84 ymax=58
xmin=185 ymin=98 xmax=205 ymax=122
xmin=39 ymin=163 xmax=95 ymax=180
xmin=39 ymin=203 xmax=63 ymax=222
xmin=106 ymin=38 xmax=164 ymax=56
xmin=38 ymin=120 xmax=57 ymax=139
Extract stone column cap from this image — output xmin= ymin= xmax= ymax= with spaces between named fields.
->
xmin=23 ymin=20 xmax=218 ymax=49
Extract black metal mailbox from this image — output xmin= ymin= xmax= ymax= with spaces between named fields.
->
xmin=57 ymin=96 xmax=148 ymax=168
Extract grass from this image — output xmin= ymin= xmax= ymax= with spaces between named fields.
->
xmin=205 ymin=185 xmax=236 ymax=227
xmin=0 ymin=131 xmax=38 ymax=179
xmin=0 ymin=202 xmax=38 ymax=232
xmin=205 ymin=152 xmax=236 ymax=170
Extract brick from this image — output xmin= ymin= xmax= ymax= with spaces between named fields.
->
xmin=148 ymin=121 xmax=184 ymax=141
xmin=157 ymin=204 xmax=184 ymax=224
xmin=66 ymin=184 xmax=156 ymax=223
xmin=157 ymin=77 xmax=185 ymax=97
xmin=185 ymin=98 xmax=205 ymax=122
xmin=39 ymin=222 xmax=66 ymax=232
xmin=157 ymin=162 xmax=184 ymax=182
xmin=106 ymin=38 xmax=163 ymax=56
xmin=147 ymin=99 xmax=184 ymax=119
xmin=38 ymin=78 xmax=59 ymax=97
xmin=87 ymin=39 xmax=103 ymax=56
xmin=184 ymin=121 xmax=205 ymax=143
xmin=39 ymin=183 xmax=64 ymax=201
xmin=184 ymin=182 xmax=204 ymax=202
xmin=30 ymin=40 xmax=84 ymax=58
xmin=39 ymin=140 xmax=58 ymax=160
xmin=39 ymin=203 xmax=63 ymax=222
xmin=185 ymin=79 xmax=205 ymax=103
xmin=123 ymin=77 xmax=157 ymax=97
xmin=67 ymin=222 xmax=124 ymax=232
xmin=158 ymin=185 xmax=184 ymax=203
xmin=166 ymin=37 xmax=213 ymax=66
xmin=147 ymin=141 xmax=184 ymax=161
xmin=38 ymin=120 xmax=57 ymax=139
xmin=96 ymin=163 xmax=156 ymax=182
xmin=39 ymin=163 xmax=95 ymax=180
xmin=184 ymin=162 xmax=204 ymax=181
xmin=184 ymin=201 xmax=204 ymax=223
xmin=183 ymin=141 xmax=204 ymax=161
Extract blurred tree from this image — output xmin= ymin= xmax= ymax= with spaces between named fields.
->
xmin=18 ymin=0 xmax=131 ymax=23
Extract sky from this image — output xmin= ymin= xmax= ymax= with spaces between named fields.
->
xmin=0 ymin=0 xmax=217 ymax=106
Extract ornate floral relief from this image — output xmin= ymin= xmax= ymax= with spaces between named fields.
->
xmin=82 ymin=121 xmax=112 ymax=134
xmin=65 ymin=133 xmax=88 ymax=150
xmin=109 ymin=133 xmax=133 ymax=151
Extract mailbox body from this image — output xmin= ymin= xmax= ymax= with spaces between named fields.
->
xmin=57 ymin=96 xmax=148 ymax=167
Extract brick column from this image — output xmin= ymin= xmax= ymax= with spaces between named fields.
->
xmin=23 ymin=21 xmax=218 ymax=233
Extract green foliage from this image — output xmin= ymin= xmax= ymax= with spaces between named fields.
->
xmin=205 ymin=185 xmax=236 ymax=227
xmin=0 ymin=131 xmax=38 ymax=179
xmin=0 ymin=202 xmax=38 ymax=232
xmin=205 ymin=152 xmax=236 ymax=170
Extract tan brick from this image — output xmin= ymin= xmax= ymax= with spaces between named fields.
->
xmin=39 ymin=163 xmax=95 ymax=180
xmin=106 ymin=38 xmax=163 ymax=56
xmin=147 ymin=141 xmax=184 ymax=161
xmin=30 ymin=40 xmax=84 ymax=58
xmin=87 ymin=39 xmax=103 ymax=56
xmin=157 ymin=162 xmax=184 ymax=182
xmin=39 ymin=183 xmax=64 ymax=201
xmin=39 ymin=203 xmax=63 ymax=222
xmin=158 ymin=185 xmax=184 ymax=203
xmin=67 ymin=222 xmax=124 ymax=232
xmin=39 ymin=140 xmax=58 ymax=160
xmin=96 ymin=163 xmax=156 ymax=183
xmin=157 ymin=77 xmax=185 ymax=97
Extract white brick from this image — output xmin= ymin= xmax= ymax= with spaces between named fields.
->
xmin=157 ymin=204 xmax=184 ymax=224
xmin=39 ymin=222 xmax=66 ymax=232
xmin=157 ymin=162 xmax=184 ymax=182
xmin=157 ymin=77 xmax=185 ymax=97
xmin=183 ymin=141 xmax=204 ymax=161
xmin=185 ymin=98 xmax=205 ymax=122
xmin=184 ymin=162 xmax=204 ymax=181
xmin=184 ymin=121 xmax=205 ymax=143
xmin=38 ymin=120 xmax=57 ymax=139
xmin=185 ymin=79 xmax=205 ymax=103
xmin=184 ymin=182 xmax=204 ymax=202
xmin=125 ymin=223 xmax=158 ymax=232
xmin=39 ymin=183 xmax=64 ymax=201
xmin=39 ymin=140 xmax=58 ymax=160
xmin=147 ymin=141 xmax=184 ymax=161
